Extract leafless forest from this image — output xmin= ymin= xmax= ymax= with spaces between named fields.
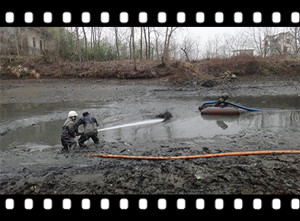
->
xmin=1 ymin=27 xmax=300 ymax=61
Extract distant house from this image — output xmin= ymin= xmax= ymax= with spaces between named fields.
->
xmin=232 ymin=49 xmax=255 ymax=56
xmin=264 ymin=32 xmax=297 ymax=56
xmin=0 ymin=27 xmax=55 ymax=56
xmin=26 ymin=27 xmax=50 ymax=55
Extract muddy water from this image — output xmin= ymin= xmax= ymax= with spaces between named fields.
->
xmin=1 ymin=93 xmax=300 ymax=151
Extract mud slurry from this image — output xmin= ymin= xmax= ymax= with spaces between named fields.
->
xmin=1 ymin=140 xmax=300 ymax=195
xmin=1 ymin=77 xmax=300 ymax=194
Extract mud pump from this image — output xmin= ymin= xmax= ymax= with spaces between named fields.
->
xmin=199 ymin=94 xmax=262 ymax=115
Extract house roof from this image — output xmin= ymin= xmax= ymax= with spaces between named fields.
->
xmin=264 ymin=32 xmax=294 ymax=41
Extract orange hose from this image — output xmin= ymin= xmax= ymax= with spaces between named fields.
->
xmin=88 ymin=150 xmax=300 ymax=160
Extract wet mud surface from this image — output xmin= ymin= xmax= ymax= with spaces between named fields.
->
xmin=1 ymin=76 xmax=300 ymax=194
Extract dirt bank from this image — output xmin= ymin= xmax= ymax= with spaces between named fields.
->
xmin=1 ymin=55 xmax=300 ymax=83
xmin=1 ymin=77 xmax=300 ymax=195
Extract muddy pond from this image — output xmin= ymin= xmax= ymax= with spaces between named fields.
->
xmin=1 ymin=93 xmax=300 ymax=151
xmin=1 ymin=78 xmax=300 ymax=194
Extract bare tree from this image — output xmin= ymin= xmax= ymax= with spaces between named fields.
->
xmin=128 ymin=30 xmax=132 ymax=59
xmin=147 ymin=27 xmax=151 ymax=59
xmin=15 ymin=28 xmax=20 ymax=56
xmin=204 ymin=34 xmax=222 ymax=58
xmin=143 ymin=27 xmax=148 ymax=59
xmin=246 ymin=27 xmax=265 ymax=56
xmin=289 ymin=27 xmax=300 ymax=57
xmin=75 ymin=27 xmax=82 ymax=63
xmin=180 ymin=36 xmax=195 ymax=61
xmin=0 ymin=27 xmax=18 ymax=57
xmin=223 ymin=32 xmax=249 ymax=56
xmin=140 ymin=27 xmax=143 ymax=62
xmin=114 ymin=27 xmax=120 ymax=59
xmin=162 ymin=27 xmax=178 ymax=64
xmin=131 ymin=27 xmax=137 ymax=71
xmin=194 ymin=41 xmax=202 ymax=60
xmin=90 ymin=27 xmax=96 ymax=61
xmin=82 ymin=27 xmax=88 ymax=60
xmin=153 ymin=28 xmax=162 ymax=60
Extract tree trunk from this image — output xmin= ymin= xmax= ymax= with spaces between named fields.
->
xmin=15 ymin=28 xmax=20 ymax=56
xmin=91 ymin=27 xmax=96 ymax=61
xmin=153 ymin=28 xmax=160 ymax=60
xmin=82 ymin=27 xmax=88 ymax=61
xmin=75 ymin=27 xmax=82 ymax=63
xmin=181 ymin=47 xmax=190 ymax=62
xmin=114 ymin=27 xmax=120 ymax=60
xmin=143 ymin=27 xmax=148 ymax=60
xmin=162 ymin=27 xmax=178 ymax=64
xmin=140 ymin=27 xmax=143 ymax=62
xmin=131 ymin=27 xmax=137 ymax=71
xmin=96 ymin=27 xmax=102 ymax=61
xmin=129 ymin=33 xmax=132 ymax=59
xmin=162 ymin=27 xmax=169 ymax=64
xmin=147 ymin=27 xmax=151 ymax=59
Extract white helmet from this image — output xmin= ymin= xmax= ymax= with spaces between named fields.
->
xmin=68 ymin=111 xmax=78 ymax=118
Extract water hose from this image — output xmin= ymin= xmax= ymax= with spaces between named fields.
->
xmin=226 ymin=101 xmax=262 ymax=112
xmin=88 ymin=150 xmax=300 ymax=160
xmin=202 ymin=101 xmax=262 ymax=112
xmin=201 ymin=101 xmax=300 ymax=112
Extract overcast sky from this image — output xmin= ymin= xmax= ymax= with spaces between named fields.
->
xmin=180 ymin=27 xmax=288 ymax=47
xmin=186 ymin=27 xmax=247 ymax=40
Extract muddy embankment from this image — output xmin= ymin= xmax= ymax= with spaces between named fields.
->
xmin=1 ymin=54 xmax=300 ymax=82
xmin=1 ymin=56 xmax=300 ymax=195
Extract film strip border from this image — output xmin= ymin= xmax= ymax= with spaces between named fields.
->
xmin=0 ymin=9 xmax=299 ymax=26
xmin=1 ymin=195 xmax=300 ymax=216
xmin=1 ymin=7 xmax=300 ymax=217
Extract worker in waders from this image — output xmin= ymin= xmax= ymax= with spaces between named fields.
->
xmin=76 ymin=112 xmax=100 ymax=148
xmin=61 ymin=111 xmax=79 ymax=151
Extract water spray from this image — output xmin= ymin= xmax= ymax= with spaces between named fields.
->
xmin=98 ymin=118 xmax=164 ymax=132
xmin=97 ymin=111 xmax=172 ymax=132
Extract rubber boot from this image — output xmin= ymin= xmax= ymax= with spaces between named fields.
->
xmin=70 ymin=143 xmax=78 ymax=151
xmin=79 ymin=142 xmax=87 ymax=148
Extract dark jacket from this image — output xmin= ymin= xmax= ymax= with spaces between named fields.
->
xmin=75 ymin=116 xmax=99 ymax=133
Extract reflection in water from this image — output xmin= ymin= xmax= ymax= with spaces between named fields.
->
xmin=216 ymin=121 xmax=228 ymax=130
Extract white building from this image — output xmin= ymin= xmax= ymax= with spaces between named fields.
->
xmin=264 ymin=32 xmax=297 ymax=56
